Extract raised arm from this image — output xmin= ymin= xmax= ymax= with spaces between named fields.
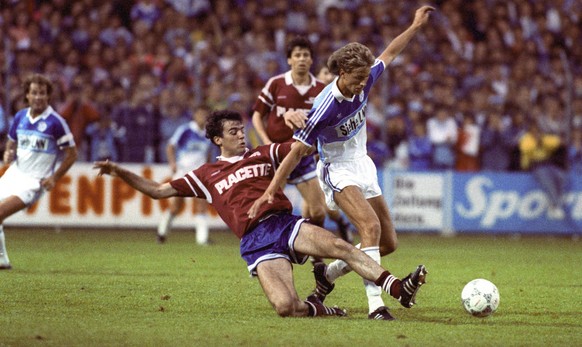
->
xmin=377 ymin=5 xmax=434 ymax=67
xmin=247 ymin=141 xmax=312 ymax=218
xmin=93 ymin=160 xmax=178 ymax=199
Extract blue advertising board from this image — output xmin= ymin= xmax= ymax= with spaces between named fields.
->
xmin=452 ymin=172 xmax=582 ymax=234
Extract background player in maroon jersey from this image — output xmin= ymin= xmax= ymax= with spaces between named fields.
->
xmin=251 ymin=36 xmax=353 ymax=245
xmin=93 ymin=110 xmax=426 ymax=319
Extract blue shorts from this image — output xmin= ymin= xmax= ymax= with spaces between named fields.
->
xmin=287 ymin=154 xmax=317 ymax=185
xmin=240 ymin=212 xmax=309 ymax=276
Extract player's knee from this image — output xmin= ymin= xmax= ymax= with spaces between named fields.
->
xmin=273 ymin=299 xmax=297 ymax=317
xmin=307 ymin=207 xmax=326 ymax=226
xmin=379 ymin=239 xmax=398 ymax=256
xmin=358 ymin=221 xmax=381 ymax=241
xmin=331 ymin=237 xmax=353 ymax=254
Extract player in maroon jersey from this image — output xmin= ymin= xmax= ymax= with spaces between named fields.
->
xmin=93 ymin=110 xmax=426 ymax=319
xmin=251 ymin=36 xmax=353 ymax=245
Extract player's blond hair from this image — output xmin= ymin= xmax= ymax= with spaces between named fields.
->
xmin=327 ymin=42 xmax=375 ymax=75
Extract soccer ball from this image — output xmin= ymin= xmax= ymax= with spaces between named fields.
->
xmin=461 ymin=279 xmax=500 ymax=317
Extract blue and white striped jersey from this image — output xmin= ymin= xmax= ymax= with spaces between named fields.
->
xmin=8 ymin=106 xmax=75 ymax=179
xmin=293 ymin=59 xmax=386 ymax=163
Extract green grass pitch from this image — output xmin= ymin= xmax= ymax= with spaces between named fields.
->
xmin=1 ymin=228 xmax=581 ymax=346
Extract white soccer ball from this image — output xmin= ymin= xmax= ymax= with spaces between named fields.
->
xmin=461 ymin=279 xmax=500 ymax=317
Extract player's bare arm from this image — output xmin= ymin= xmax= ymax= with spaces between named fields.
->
xmin=41 ymin=146 xmax=78 ymax=191
xmin=377 ymin=5 xmax=434 ymax=66
xmin=251 ymin=111 xmax=273 ymax=145
xmin=93 ymin=160 xmax=178 ymax=199
xmin=248 ymin=141 xmax=313 ymax=218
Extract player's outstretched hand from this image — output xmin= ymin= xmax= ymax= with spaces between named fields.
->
xmin=93 ymin=160 xmax=117 ymax=177
xmin=413 ymin=5 xmax=435 ymax=28
xmin=283 ymin=110 xmax=308 ymax=131
xmin=247 ymin=192 xmax=274 ymax=219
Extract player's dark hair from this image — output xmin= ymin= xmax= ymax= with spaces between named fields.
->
xmin=22 ymin=73 xmax=53 ymax=103
xmin=205 ymin=110 xmax=243 ymax=146
xmin=327 ymin=42 xmax=375 ymax=75
xmin=286 ymin=36 xmax=313 ymax=58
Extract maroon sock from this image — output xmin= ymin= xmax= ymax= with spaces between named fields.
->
xmin=374 ymin=271 xmax=402 ymax=299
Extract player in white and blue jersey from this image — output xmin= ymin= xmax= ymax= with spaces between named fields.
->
xmin=250 ymin=6 xmax=434 ymax=320
xmin=0 ymin=74 xmax=78 ymax=270
xmin=157 ymin=105 xmax=212 ymax=244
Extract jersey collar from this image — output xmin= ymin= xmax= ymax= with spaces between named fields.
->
xmin=26 ymin=105 xmax=54 ymax=123
xmin=217 ymin=148 xmax=249 ymax=163
xmin=331 ymin=80 xmax=358 ymax=103
xmin=284 ymin=71 xmax=317 ymax=87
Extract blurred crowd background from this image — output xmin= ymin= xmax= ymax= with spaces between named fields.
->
xmin=1 ymin=0 xmax=581 ymax=172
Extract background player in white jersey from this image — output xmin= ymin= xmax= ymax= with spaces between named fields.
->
xmin=157 ymin=105 xmax=212 ymax=244
xmin=0 ymin=74 xmax=78 ymax=270
xmin=251 ymin=36 xmax=353 ymax=246
xmin=94 ymin=110 xmax=426 ymax=319
xmin=249 ymin=6 xmax=434 ymax=320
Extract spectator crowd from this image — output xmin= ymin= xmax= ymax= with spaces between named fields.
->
xmin=1 ymin=0 xmax=582 ymax=173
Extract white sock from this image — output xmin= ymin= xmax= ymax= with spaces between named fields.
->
xmin=325 ymin=243 xmax=360 ymax=283
xmin=158 ymin=212 xmax=174 ymax=237
xmin=195 ymin=214 xmax=209 ymax=245
xmin=362 ymin=246 xmax=385 ymax=313
xmin=0 ymin=226 xmax=10 ymax=265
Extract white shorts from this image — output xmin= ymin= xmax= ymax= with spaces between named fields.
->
xmin=0 ymin=165 xmax=44 ymax=206
xmin=316 ymin=155 xmax=382 ymax=210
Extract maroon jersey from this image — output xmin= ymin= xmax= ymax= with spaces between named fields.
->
xmin=253 ymin=71 xmax=325 ymax=143
xmin=169 ymin=143 xmax=293 ymax=239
